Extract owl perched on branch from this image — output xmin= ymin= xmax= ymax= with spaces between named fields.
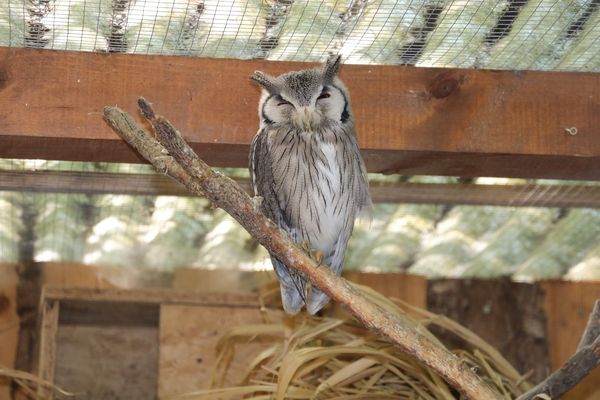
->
xmin=249 ymin=55 xmax=371 ymax=315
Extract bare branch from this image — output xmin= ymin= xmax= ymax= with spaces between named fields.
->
xmin=518 ymin=300 xmax=600 ymax=400
xmin=579 ymin=300 xmax=600 ymax=349
xmin=103 ymin=99 xmax=503 ymax=400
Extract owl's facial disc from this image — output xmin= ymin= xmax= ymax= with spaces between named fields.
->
xmin=291 ymin=104 xmax=321 ymax=131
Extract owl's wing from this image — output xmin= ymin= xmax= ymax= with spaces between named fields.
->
xmin=306 ymin=217 xmax=353 ymax=314
xmin=250 ymin=128 xmax=306 ymax=314
xmin=353 ymin=136 xmax=373 ymax=219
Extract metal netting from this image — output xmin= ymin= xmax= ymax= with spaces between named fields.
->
xmin=0 ymin=0 xmax=598 ymax=71
xmin=1 ymin=158 xmax=600 ymax=281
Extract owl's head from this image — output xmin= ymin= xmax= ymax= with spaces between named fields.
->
xmin=251 ymin=55 xmax=351 ymax=131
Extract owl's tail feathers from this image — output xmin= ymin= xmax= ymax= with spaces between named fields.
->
xmin=280 ymin=282 xmax=305 ymax=315
xmin=272 ymin=258 xmax=306 ymax=315
xmin=306 ymin=287 xmax=331 ymax=315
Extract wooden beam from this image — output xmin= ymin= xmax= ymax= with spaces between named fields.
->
xmin=2 ymin=170 xmax=600 ymax=208
xmin=36 ymin=298 xmax=59 ymax=399
xmin=0 ymin=48 xmax=599 ymax=180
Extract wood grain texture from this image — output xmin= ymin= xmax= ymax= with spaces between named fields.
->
xmin=159 ymin=304 xmax=264 ymax=397
xmin=0 ymin=264 xmax=19 ymax=400
xmin=427 ymin=279 xmax=551 ymax=384
xmin=541 ymin=281 xmax=600 ymax=400
xmin=54 ymin=321 xmax=158 ymax=399
xmin=345 ymin=272 xmax=427 ymax=309
xmin=1 ymin=48 xmax=599 ymax=179
xmin=173 ymin=268 xmax=275 ymax=294
xmin=42 ymin=286 xmax=261 ymax=308
xmin=36 ymin=299 xmax=59 ymax=399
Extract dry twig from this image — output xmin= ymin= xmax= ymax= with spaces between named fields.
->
xmin=517 ymin=300 xmax=600 ymax=400
xmin=103 ymin=97 xmax=503 ymax=400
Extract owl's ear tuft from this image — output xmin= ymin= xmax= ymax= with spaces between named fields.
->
xmin=322 ymin=54 xmax=342 ymax=83
xmin=250 ymin=71 xmax=280 ymax=94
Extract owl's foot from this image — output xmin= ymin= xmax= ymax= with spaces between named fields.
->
xmin=300 ymin=241 xmax=324 ymax=267
xmin=252 ymin=196 xmax=264 ymax=211
xmin=313 ymin=251 xmax=324 ymax=267
xmin=300 ymin=240 xmax=311 ymax=253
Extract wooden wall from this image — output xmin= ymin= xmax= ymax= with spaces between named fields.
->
xmin=0 ymin=264 xmax=19 ymax=400
xmin=0 ymin=263 xmax=598 ymax=399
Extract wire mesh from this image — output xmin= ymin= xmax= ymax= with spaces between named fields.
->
xmin=0 ymin=0 xmax=598 ymax=71
xmin=1 ymin=158 xmax=599 ymax=281
xmin=1 ymin=1 xmax=599 ymax=282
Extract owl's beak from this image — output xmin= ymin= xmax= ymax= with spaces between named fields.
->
xmin=295 ymin=106 xmax=318 ymax=131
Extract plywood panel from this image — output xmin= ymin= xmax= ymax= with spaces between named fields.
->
xmin=0 ymin=264 xmax=19 ymax=400
xmin=158 ymin=304 xmax=264 ymax=397
xmin=541 ymin=280 xmax=600 ymax=400
xmin=54 ymin=324 xmax=159 ymax=399
xmin=173 ymin=268 xmax=275 ymax=294
xmin=428 ymin=279 xmax=551 ymax=384
xmin=346 ymin=272 xmax=427 ymax=309
xmin=40 ymin=262 xmax=116 ymax=289
xmin=1 ymin=48 xmax=599 ymax=179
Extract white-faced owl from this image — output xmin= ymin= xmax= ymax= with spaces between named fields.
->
xmin=249 ymin=55 xmax=371 ymax=315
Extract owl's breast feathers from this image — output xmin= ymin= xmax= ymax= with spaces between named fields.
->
xmin=264 ymin=125 xmax=369 ymax=267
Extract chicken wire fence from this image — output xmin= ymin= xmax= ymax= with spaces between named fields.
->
xmin=1 ymin=0 xmax=599 ymax=71
xmin=1 ymin=158 xmax=600 ymax=282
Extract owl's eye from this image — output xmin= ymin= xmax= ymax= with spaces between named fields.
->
xmin=317 ymin=90 xmax=330 ymax=100
xmin=276 ymin=96 xmax=292 ymax=106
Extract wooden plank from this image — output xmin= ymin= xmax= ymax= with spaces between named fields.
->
xmin=4 ymin=169 xmax=600 ymax=207
xmin=36 ymin=299 xmax=59 ymax=400
xmin=42 ymin=286 xmax=261 ymax=308
xmin=173 ymin=268 xmax=275 ymax=294
xmin=345 ymin=272 xmax=427 ymax=309
xmin=0 ymin=264 xmax=19 ymax=400
xmin=0 ymin=170 xmax=246 ymax=197
xmin=1 ymin=48 xmax=599 ymax=180
xmin=54 ymin=319 xmax=158 ymax=399
xmin=58 ymin=300 xmax=159 ymax=327
xmin=172 ymin=268 xmax=427 ymax=305
xmin=158 ymin=304 xmax=264 ymax=397
xmin=39 ymin=261 xmax=173 ymax=290
xmin=541 ymin=280 xmax=600 ymax=400
xmin=428 ymin=279 xmax=551 ymax=385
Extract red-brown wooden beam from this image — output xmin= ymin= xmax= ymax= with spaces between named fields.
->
xmin=0 ymin=48 xmax=599 ymax=180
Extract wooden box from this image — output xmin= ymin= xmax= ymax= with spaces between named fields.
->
xmin=36 ymin=287 xmax=265 ymax=399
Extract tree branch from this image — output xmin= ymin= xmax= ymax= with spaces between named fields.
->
xmin=517 ymin=300 xmax=600 ymax=400
xmin=579 ymin=300 xmax=600 ymax=350
xmin=103 ymin=98 xmax=503 ymax=400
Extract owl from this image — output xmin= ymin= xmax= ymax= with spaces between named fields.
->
xmin=249 ymin=55 xmax=371 ymax=315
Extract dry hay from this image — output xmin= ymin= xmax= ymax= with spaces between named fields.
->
xmin=165 ymin=284 xmax=533 ymax=400
xmin=0 ymin=364 xmax=74 ymax=399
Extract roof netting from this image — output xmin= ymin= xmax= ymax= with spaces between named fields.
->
xmin=1 ymin=0 xmax=599 ymax=71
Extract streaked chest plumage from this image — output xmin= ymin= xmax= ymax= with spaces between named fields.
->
xmin=268 ymin=128 xmax=348 ymax=253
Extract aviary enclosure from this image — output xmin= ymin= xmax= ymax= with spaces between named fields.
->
xmin=0 ymin=0 xmax=599 ymax=399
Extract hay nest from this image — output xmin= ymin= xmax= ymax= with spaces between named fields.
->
xmin=167 ymin=284 xmax=532 ymax=399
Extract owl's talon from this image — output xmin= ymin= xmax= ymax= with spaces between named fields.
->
xmin=299 ymin=241 xmax=323 ymax=266
xmin=313 ymin=251 xmax=324 ymax=267
xmin=300 ymin=240 xmax=311 ymax=253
